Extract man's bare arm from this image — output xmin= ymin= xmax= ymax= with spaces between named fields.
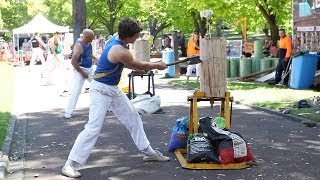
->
xmin=36 ymin=37 xmax=47 ymax=48
xmin=71 ymin=43 xmax=87 ymax=78
xmin=108 ymin=45 xmax=166 ymax=71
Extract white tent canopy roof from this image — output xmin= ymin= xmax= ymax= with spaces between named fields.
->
xmin=13 ymin=13 xmax=69 ymax=35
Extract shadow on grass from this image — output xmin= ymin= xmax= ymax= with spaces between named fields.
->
xmin=291 ymin=108 xmax=320 ymax=122
xmin=169 ymin=79 xmax=199 ymax=89
xmin=168 ymin=79 xmax=277 ymax=91
xmin=252 ymin=101 xmax=293 ymax=110
xmin=227 ymin=81 xmax=275 ymax=90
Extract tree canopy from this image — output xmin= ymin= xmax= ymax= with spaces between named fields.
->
xmin=0 ymin=0 xmax=292 ymax=43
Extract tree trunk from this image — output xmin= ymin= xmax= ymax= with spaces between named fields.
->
xmin=215 ymin=19 xmax=223 ymax=37
xmin=263 ymin=27 xmax=269 ymax=36
xmin=190 ymin=9 xmax=207 ymax=38
xmin=148 ymin=17 xmax=170 ymax=44
xmin=269 ymin=19 xmax=279 ymax=47
xmin=256 ymin=3 xmax=279 ymax=46
xmin=72 ymin=0 xmax=86 ymax=44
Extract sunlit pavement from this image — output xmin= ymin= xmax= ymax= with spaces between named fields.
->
xmin=7 ymin=65 xmax=320 ymax=180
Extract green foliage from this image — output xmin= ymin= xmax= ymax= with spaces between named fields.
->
xmin=0 ymin=112 xmax=11 ymax=148
xmin=1 ymin=0 xmax=30 ymax=30
xmin=0 ymin=0 xmax=293 ymax=44
xmin=43 ymin=0 xmax=72 ymax=26
xmin=0 ymin=12 xmax=3 ymax=29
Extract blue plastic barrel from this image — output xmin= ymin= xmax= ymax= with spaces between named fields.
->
xmin=162 ymin=49 xmax=175 ymax=78
xmin=299 ymin=1 xmax=312 ymax=17
xmin=289 ymin=54 xmax=319 ymax=89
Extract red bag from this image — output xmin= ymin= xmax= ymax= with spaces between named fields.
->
xmin=218 ymin=143 xmax=255 ymax=164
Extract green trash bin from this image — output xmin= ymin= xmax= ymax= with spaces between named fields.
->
xmin=226 ymin=59 xmax=230 ymax=78
xmin=240 ymin=58 xmax=252 ymax=77
xmin=229 ymin=58 xmax=239 ymax=78
xmin=252 ymin=57 xmax=260 ymax=73
xmin=260 ymin=58 xmax=272 ymax=77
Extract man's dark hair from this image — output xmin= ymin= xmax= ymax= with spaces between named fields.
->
xmin=118 ymin=18 xmax=143 ymax=39
xmin=279 ymin=29 xmax=286 ymax=33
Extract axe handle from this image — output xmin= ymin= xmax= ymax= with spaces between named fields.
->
xmin=166 ymin=56 xmax=201 ymax=66
xmin=166 ymin=58 xmax=190 ymax=66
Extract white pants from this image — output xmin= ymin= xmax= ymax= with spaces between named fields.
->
xmin=43 ymin=53 xmax=64 ymax=85
xmin=65 ymin=67 xmax=93 ymax=115
xmin=59 ymin=59 xmax=74 ymax=92
xmin=29 ymin=47 xmax=45 ymax=71
xmin=68 ymin=80 xmax=150 ymax=164
xmin=186 ymin=63 xmax=201 ymax=77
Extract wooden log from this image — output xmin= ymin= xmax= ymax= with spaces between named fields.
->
xmin=237 ymin=67 xmax=276 ymax=81
xmin=200 ymin=37 xmax=227 ymax=98
xmin=132 ymin=39 xmax=150 ymax=62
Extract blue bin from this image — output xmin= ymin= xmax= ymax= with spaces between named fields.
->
xmin=162 ymin=50 xmax=175 ymax=78
xmin=289 ymin=54 xmax=319 ymax=89
xmin=299 ymin=2 xmax=312 ymax=17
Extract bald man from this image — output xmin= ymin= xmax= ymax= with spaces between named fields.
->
xmin=64 ymin=29 xmax=98 ymax=118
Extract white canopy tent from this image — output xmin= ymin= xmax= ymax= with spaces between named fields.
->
xmin=12 ymin=13 xmax=69 ymax=52
xmin=13 ymin=13 xmax=69 ymax=34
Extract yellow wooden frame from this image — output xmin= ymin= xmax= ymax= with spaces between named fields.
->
xmin=174 ymin=91 xmax=250 ymax=170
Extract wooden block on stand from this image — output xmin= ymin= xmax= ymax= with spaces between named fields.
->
xmin=200 ymin=37 xmax=227 ymax=98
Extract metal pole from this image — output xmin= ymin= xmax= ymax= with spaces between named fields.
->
xmin=172 ymin=30 xmax=180 ymax=78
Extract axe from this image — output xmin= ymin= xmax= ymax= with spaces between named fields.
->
xmin=165 ymin=55 xmax=201 ymax=67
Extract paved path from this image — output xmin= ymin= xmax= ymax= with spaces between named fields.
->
xmin=6 ymin=66 xmax=320 ymax=180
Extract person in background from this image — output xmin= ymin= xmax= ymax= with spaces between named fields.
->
xmin=177 ymin=30 xmax=186 ymax=57
xmin=186 ymin=30 xmax=200 ymax=84
xmin=22 ymin=39 xmax=31 ymax=52
xmin=274 ymin=29 xmax=292 ymax=86
xmin=163 ymin=34 xmax=172 ymax=49
xmin=263 ymin=35 xmax=273 ymax=56
xmin=42 ymin=31 xmax=63 ymax=86
xmin=29 ymin=32 xmax=47 ymax=72
xmin=61 ymin=18 xmax=169 ymax=178
xmin=64 ymin=29 xmax=97 ymax=119
xmin=98 ymin=33 xmax=105 ymax=50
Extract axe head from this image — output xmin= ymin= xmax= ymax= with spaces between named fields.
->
xmin=187 ymin=55 xmax=202 ymax=65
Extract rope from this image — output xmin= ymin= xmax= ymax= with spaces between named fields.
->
xmin=200 ymin=56 xmax=227 ymax=62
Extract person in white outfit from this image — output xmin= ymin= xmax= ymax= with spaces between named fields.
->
xmin=29 ymin=32 xmax=47 ymax=72
xmin=43 ymin=32 xmax=63 ymax=85
xmin=61 ymin=18 xmax=170 ymax=178
xmin=64 ymin=29 xmax=97 ymax=118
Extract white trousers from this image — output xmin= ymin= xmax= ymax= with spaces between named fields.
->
xmin=65 ymin=67 xmax=93 ymax=115
xmin=186 ymin=63 xmax=201 ymax=77
xmin=29 ymin=47 xmax=45 ymax=71
xmin=43 ymin=53 xmax=64 ymax=85
xmin=68 ymin=80 xmax=150 ymax=164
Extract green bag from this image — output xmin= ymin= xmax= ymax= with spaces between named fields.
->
xmin=56 ymin=43 xmax=63 ymax=54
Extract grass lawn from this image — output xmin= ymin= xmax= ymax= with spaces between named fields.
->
xmin=0 ymin=62 xmax=14 ymax=148
xmin=169 ymin=79 xmax=320 ymax=122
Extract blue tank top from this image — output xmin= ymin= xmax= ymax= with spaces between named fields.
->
xmin=94 ymin=36 xmax=124 ymax=85
xmin=76 ymin=39 xmax=93 ymax=68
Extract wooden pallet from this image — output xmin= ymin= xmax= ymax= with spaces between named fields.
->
xmin=174 ymin=91 xmax=250 ymax=170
